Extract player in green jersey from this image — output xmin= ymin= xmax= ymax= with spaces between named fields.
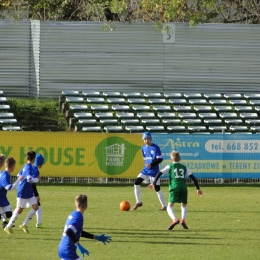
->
xmin=149 ymin=150 xmax=203 ymax=230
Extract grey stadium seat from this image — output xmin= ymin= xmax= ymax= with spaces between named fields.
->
xmin=158 ymin=112 xmax=176 ymax=119
xmin=199 ymin=113 xmax=217 ymax=119
xmin=144 ymin=93 xmax=162 ymax=98
xmin=69 ymin=105 xmax=88 ymax=111
xmin=128 ymin=98 xmax=146 ymax=104
xmin=100 ymin=119 xmax=118 ymax=124
xmin=229 ymin=100 xmax=247 ymax=105
xmin=178 ymin=113 xmax=197 ymax=118
xmin=153 ymin=105 xmax=171 ymax=111
xmin=0 ymin=105 xmax=10 ymax=110
xmin=82 ymin=126 xmax=101 ymax=132
xmin=148 ymin=99 xmax=166 ymax=104
xmin=204 ymin=119 xmax=222 ymax=124
xmin=244 ymin=94 xmax=260 ymax=99
xmin=167 ymin=126 xmax=186 ymax=131
xmin=174 ymin=106 xmax=191 ymax=112
xmin=169 ymin=99 xmax=187 ymax=105
xmin=125 ymin=126 xmax=144 ymax=132
xmin=189 ymin=99 xmax=207 ymax=105
xmin=141 ymin=119 xmax=160 ymax=124
xmin=123 ymin=92 xmax=142 ymax=98
xmin=188 ymin=126 xmax=207 ymax=131
xmin=78 ymin=119 xmax=97 ymax=124
xmin=0 ymin=113 xmax=14 ymax=118
xmin=194 ymin=106 xmax=212 ymax=112
xmin=240 ymin=113 xmax=258 ymax=119
xmin=95 ymin=112 xmax=114 ymax=118
xmin=214 ymin=106 xmax=233 ymax=112
xmin=82 ymin=91 xmax=101 ymax=97
xmin=145 ymin=126 xmax=165 ymax=131
xmin=224 ymin=94 xmax=242 ymax=99
xmin=234 ymin=132 xmax=252 ymax=134
xmin=107 ymin=98 xmax=125 ymax=104
xmin=74 ymin=112 xmax=92 ymax=118
xmin=87 ymin=97 xmax=104 ymax=103
xmin=204 ymin=94 xmax=222 ymax=99
xmin=254 ymin=106 xmax=260 ymax=111
xmin=91 ymin=105 xmax=109 ymax=111
xmin=249 ymin=100 xmax=260 ymax=105
xmin=104 ymin=126 xmax=123 ymax=132
xmin=137 ymin=113 xmax=155 ymax=118
xmin=225 ymin=119 xmax=243 ymax=124
xmin=230 ymin=126 xmax=248 ymax=132
xmin=235 ymin=106 xmax=253 ymax=112
xmin=103 ymin=92 xmax=121 ymax=97
xmin=219 ymin=113 xmax=238 ymax=119
xmin=132 ymin=105 xmax=150 ymax=111
xmin=116 ymin=112 xmax=134 ymax=119
xmin=183 ymin=119 xmax=202 ymax=124
xmin=2 ymin=126 xmax=21 ymax=131
xmin=209 ymin=100 xmax=227 ymax=105
xmin=65 ymin=97 xmax=84 ymax=103
xmin=250 ymin=126 xmax=260 ymax=131
xmin=184 ymin=93 xmax=202 ymax=98
xmin=209 ymin=126 xmax=227 ymax=131
xmin=62 ymin=90 xmax=80 ymax=96
xmin=0 ymin=119 xmax=17 ymax=124
xmin=121 ymin=119 xmax=139 ymax=124
xmin=112 ymin=105 xmax=130 ymax=111
xmin=162 ymin=119 xmax=180 ymax=124
xmin=164 ymin=93 xmax=182 ymax=98
xmin=0 ymin=97 xmax=7 ymax=103
xmin=245 ymin=119 xmax=260 ymax=125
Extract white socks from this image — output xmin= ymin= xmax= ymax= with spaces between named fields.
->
xmin=156 ymin=190 xmax=166 ymax=207
xmin=181 ymin=205 xmax=187 ymax=220
xmin=6 ymin=211 xmax=20 ymax=228
xmin=23 ymin=209 xmax=36 ymax=225
xmin=134 ymin=185 xmax=141 ymax=203
xmin=167 ymin=205 xmax=176 ymax=220
xmin=36 ymin=206 xmax=42 ymax=225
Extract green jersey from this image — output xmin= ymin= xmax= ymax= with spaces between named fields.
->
xmin=161 ymin=162 xmax=192 ymax=191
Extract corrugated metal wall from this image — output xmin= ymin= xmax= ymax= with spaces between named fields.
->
xmin=164 ymin=23 xmax=260 ymax=93
xmin=0 ymin=20 xmax=30 ymax=97
xmin=40 ymin=22 xmax=163 ymax=98
xmin=0 ymin=21 xmax=260 ymax=98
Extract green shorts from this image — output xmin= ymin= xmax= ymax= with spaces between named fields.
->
xmin=168 ymin=187 xmax=188 ymax=204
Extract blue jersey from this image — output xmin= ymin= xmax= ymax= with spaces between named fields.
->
xmin=0 ymin=170 xmax=12 ymax=207
xmin=17 ymin=163 xmax=39 ymax=199
xmin=58 ymin=210 xmax=84 ymax=260
xmin=141 ymin=143 xmax=163 ymax=177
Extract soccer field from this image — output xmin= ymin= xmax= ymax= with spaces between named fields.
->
xmin=1 ymin=184 xmax=259 ymax=260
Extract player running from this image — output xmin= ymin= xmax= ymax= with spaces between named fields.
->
xmin=149 ymin=150 xmax=203 ymax=230
xmin=132 ymin=132 xmax=167 ymax=210
xmin=58 ymin=194 xmax=112 ymax=260
xmin=0 ymin=157 xmax=23 ymax=228
xmin=4 ymin=150 xmax=40 ymax=234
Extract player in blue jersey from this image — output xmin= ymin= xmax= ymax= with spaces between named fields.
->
xmin=0 ymin=157 xmax=24 ymax=228
xmin=58 ymin=194 xmax=112 ymax=260
xmin=132 ymin=132 xmax=166 ymax=210
xmin=4 ymin=150 xmax=40 ymax=234
xmin=0 ymin=154 xmax=6 ymax=225
xmin=31 ymin=154 xmax=44 ymax=228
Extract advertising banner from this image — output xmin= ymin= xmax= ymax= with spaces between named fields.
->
xmin=0 ymin=132 xmax=259 ymax=178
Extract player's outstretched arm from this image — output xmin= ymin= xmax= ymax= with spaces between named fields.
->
xmin=189 ymin=174 xmax=203 ymax=196
xmin=95 ymin=234 xmax=112 ymax=245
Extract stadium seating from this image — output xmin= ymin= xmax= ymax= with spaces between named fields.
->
xmin=59 ymin=91 xmax=260 ymax=134
xmin=0 ymin=91 xmax=21 ymax=131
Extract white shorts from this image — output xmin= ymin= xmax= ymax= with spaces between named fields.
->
xmin=0 ymin=205 xmax=12 ymax=214
xmin=17 ymin=197 xmax=37 ymax=208
xmin=61 ymin=258 xmax=82 ymax=260
xmin=137 ymin=173 xmax=160 ymax=185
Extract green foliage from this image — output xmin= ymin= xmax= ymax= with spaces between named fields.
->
xmin=9 ymin=98 xmax=68 ymax=131
xmin=0 ymin=185 xmax=259 ymax=259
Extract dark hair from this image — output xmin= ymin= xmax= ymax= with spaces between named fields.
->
xmin=5 ymin=157 xmax=16 ymax=168
xmin=75 ymin=194 xmax=88 ymax=209
xmin=27 ymin=150 xmax=36 ymax=161
xmin=0 ymin=154 xmax=6 ymax=165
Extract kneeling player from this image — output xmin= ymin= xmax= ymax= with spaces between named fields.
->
xmin=0 ymin=157 xmax=23 ymax=228
xmin=149 ymin=150 xmax=203 ymax=230
xmin=58 ymin=194 xmax=112 ymax=260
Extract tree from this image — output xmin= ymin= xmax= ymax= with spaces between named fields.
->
xmin=1 ymin=0 xmax=260 ymax=26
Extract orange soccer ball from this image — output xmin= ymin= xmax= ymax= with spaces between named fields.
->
xmin=120 ymin=201 xmax=130 ymax=211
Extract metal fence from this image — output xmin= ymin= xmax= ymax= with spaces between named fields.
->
xmin=0 ymin=20 xmax=260 ymax=98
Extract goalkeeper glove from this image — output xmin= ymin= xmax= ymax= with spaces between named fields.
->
xmin=76 ymin=243 xmax=89 ymax=257
xmin=95 ymin=234 xmax=112 ymax=245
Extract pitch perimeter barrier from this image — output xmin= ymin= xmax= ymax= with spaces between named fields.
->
xmin=1 ymin=132 xmax=260 ymax=179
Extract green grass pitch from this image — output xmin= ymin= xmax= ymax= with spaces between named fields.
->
xmin=1 ymin=184 xmax=259 ymax=260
